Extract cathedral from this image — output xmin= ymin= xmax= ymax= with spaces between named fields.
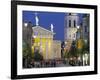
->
xmin=23 ymin=12 xmax=89 ymax=61
xmin=31 ymin=14 xmax=61 ymax=60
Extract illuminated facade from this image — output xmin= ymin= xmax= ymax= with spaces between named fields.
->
xmin=64 ymin=13 xmax=79 ymax=41
xmin=64 ymin=13 xmax=80 ymax=52
xmin=30 ymin=13 xmax=62 ymax=60
xmin=32 ymin=26 xmax=61 ymax=60
xmin=53 ymin=40 xmax=61 ymax=59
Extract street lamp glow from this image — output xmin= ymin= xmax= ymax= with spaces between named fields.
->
xmin=73 ymin=38 xmax=75 ymax=40
xmin=65 ymin=41 xmax=67 ymax=44
xmin=84 ymin=39 xmax=87 ymax=43
xmin=33 ymin=35 xmax=36 ymax=38
xmin=24 ymin=23 xmax=28 ymax=27
xmin=77 ymin=26 xmax=80 ymax=29
xmin=84 ymin=53 xmax=88 ymax=65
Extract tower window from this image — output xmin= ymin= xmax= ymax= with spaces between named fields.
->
xmin=74 ymin=20 xmax=76 ymax=27
xmin=85 ymin=26 xmax=87 ymax=32
xmin=69 ymin=20 xmax=71 ymax=27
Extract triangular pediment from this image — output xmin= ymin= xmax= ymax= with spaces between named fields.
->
xmin=32 ymin=26 xmax=55 ymax=35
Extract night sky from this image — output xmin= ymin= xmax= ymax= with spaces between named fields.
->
xmin=23 ymin=11 xmax=84 ymax=41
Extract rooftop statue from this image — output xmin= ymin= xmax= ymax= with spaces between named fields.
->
xmin=35 ymin=13 xmax=39 ymax=26
xmin=50 ymin=24 xmax=54 ymax=32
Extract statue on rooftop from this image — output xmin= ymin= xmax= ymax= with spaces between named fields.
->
xmin=35 ymin=13 xmax=39 ymax=26
xmin=50 ymin=24 xmax=54 ymax=32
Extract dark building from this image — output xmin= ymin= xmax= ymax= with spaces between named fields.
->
xmin=82 ymin=14 xmax=89 ymax=40
xmin=23 ymin=22 xmax=33 ymax=47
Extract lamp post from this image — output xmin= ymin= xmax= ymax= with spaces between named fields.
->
xmin=76 ymin=25 xmax=82 ymax=64
xmin=84 ymin=53 xmax=88 ymax=65
xmin=76 ymin=26 xmax=80 ymax=39
xmin=76 ymin=25 xmax=80 ymax=50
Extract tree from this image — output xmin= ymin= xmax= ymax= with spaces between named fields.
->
xmin=33 ymin=50 xmax=43 ymax=62
xmin=68 ymin=40 xmax=77 ymax=57
xmin=79 ymin=39 xmax=89 ymax=60
xmin=64 ymin=50 xmax=68 ymax=58
xmin=23 ymin=41 xmax=32 ymax=68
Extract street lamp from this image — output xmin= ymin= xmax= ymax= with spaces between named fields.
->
xmin=82 ymin=55 xmax=85 ymax=66
xmin=77 ymin=26 xmax=80 ymax=29
xmin=84 ymin=53 xmax=88 ymax=65
xmin=65 ymin=41 xmax=67 ymax=45
xmin=33 ymin=35 xmax=36 ymax=38
xmin=76 ymin=26 xmax=80 ymax=39
xmin=82 ymin=52 xmax=88 ymax=66
xmin=24 ymin=23 xmax=28 ymax=27
xmin=84 ymin=39 xmax=87 ymax=44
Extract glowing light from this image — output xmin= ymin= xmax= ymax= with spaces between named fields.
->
xmin=33 ymin=35 xmax=36 ymax=38
xmin=65 ymin=41 xmax=67 ymax=44
xmin=24 ymin=23 xmax=28 ymax=27
xmin=77 ymin=26 xmax=80 ymax=29
xmin=48 ymin=41 xmax=51 ymax=48
xmin=84 ymin=39 xmax=87 ymax=43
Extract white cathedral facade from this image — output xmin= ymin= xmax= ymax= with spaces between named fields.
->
xmin=31 ymin=14 xmax=61 ymax=60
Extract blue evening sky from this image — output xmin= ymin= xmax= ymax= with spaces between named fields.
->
xmin=23 ymin=11 xmax=84 ymax=41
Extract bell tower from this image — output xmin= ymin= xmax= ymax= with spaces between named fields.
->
xmin=64 ymin=13 xmax=79 ymax=41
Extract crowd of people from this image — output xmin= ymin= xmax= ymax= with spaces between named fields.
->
xmin=23 ymin=57 xmax=89 ymax=68
xmin=30 ymin=59 xmax=61 ymax=68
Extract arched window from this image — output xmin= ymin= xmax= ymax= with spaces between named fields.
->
xmin=85 ymin=26 xmax=87 ymax=32
xmin=69 ymin=20 xmax=71 ymax=27
xmin=74 ymin=20 xmax=76 ymax=27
